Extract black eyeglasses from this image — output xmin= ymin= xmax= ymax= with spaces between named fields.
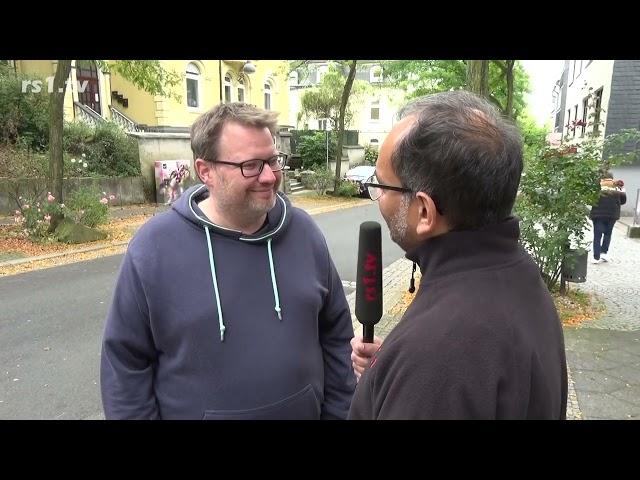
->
xmin=363 ymin=174 xmax=412 ymax=201
xmin=207 ymin=152 xmax=288 ymax=178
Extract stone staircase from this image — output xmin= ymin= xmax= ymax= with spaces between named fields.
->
xmin=289 ymin=178 xmax=305 ymax=193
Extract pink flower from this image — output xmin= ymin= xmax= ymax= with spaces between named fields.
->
xmin=15 ymin=210 xmax=21 ymax=216
xmin=100 ymin=198 xmax=108 ymax=204
xmin=109 ymin=195 xmax=116 ymax=201
xmin=47 ymin=193 xmax=55 ymax=203
xmin=44 ymin=214 xmax=51 ymax=223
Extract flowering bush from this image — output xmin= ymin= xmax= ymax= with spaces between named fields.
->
xmin=13 ymin=192 xmax=65 ymax=240
xmin=65 ymin=186 xmax=114 ymax=228
xmin=67 ymin=153 xmax=89 ymax=177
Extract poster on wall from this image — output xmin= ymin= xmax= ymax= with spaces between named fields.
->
xmin=154 ymin=160 xmax=192 ymax=205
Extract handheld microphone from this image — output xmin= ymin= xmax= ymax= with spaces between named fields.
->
xmin=355 ymin=221 xmax=383 ymax=343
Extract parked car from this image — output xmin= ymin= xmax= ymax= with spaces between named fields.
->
xmin=344 ymin=165 xmax=375 ymax=197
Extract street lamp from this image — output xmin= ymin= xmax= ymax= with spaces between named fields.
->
xmin=242 ymin=61 xmax=256 ymax=74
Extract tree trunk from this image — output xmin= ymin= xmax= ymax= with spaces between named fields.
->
xmin=334 ymin=60 xmax=357 ymax=193
xmin=505 ymin=60 xmax=515 ymax=119
xmin=48 ymin=60 xmax=72 ymax=204
xmin=466 ymin=60 xmax=489 ymax=99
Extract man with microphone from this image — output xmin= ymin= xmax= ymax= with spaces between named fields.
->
xmin=349 ymin=91 xmax=567 ymax=419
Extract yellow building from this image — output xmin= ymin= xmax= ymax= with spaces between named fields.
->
xmin=12 ymin=60 xmax=290 ymax=131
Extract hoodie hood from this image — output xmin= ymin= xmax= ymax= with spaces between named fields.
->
xmin=170 ymin=183 xmax=293 ymax=340
xmin=172 ymin=183 xmax=292 ymax=243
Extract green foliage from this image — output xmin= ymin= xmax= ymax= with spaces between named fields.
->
xmin=364 ymin=144 xmax=378 ymax=165
xmin=99 ymin=60 xmax=183 ymax=102
xmin=298 ymin=62 xmax=367 ymax=129
xmin=335 ymin=179 xmax=359 ymax=197
xmin=63 ymin=121 xmax=140 ymax=177
xmin=517 ymin=114 xmax=549 ymax=162
xmin=381 ymin=60 xmax=530 ymax=119
xmin=298 ymin=131 xmax=337 ymax=170
xmin=309 ymin=167 xmax=335 ymax=196
xmin=64 ymin=185 xmax=112 ymax=227
xmin=0 ymin=144 xmax=48 ymax=178
xmin=0 ymin=65 xmax=50 ymax=150
xmin=515 ymin=129 xmax=640 ymax=290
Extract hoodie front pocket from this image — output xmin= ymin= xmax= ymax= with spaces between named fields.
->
xmin=202 ymin=384 xmax=320 ymax=420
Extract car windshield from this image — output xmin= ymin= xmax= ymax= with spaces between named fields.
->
xmin=346 ymin=166 xmax=375 ymax=178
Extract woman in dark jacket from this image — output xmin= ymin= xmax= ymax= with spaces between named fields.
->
xmin=590 ymin=174 xmax=626 ymax=263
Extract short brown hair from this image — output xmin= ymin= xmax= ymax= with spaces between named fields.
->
xmin=190 ymin=102 xmax=279 ymax=162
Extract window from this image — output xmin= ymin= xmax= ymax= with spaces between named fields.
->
xmin=370 ymin=100 xmax=380 ymax=121
xmin=237 ymin=75 xmax=245 ymax=103
xmin=566 ymin=108 xmax=572 ymax=136
xmin=573 ymin=105 xmax=578 ymax=138
xmin=318 ymin=119 xmax=327 ymax=130
xmin=186 ymin=63 xmax=200 ymax=108
xmin=370 ymin=66 xmax=383 ymax=83
xmin=593 ymin=87 xmax=603 ymax=135
xmin=264 ymin=82 xmax=271 ymax=110
xmin=288 ymin=71 xmax=298 ymax=86
xmin=224 ymin=73 xmax=232 ymax=103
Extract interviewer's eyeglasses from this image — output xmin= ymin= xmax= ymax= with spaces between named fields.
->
xmin=363 ymin=174 xmax=412 ymax=201
xmin=206 ymin=152 xmax=288 ymax=178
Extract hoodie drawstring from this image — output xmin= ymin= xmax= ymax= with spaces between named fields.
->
xmin=267 ymin=238 xmax=283 ymax=320
xmin=408 ymin=262 xmax=417 ymax=293
xmin=204 ymin=226 xmax=226 ymax=341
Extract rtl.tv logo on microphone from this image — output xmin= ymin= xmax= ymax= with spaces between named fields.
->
xmin=362 ymin=251 xmax=379 ymax=302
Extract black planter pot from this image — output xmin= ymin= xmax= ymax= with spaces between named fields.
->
xmin=561 ymin=249 xmax=588 ymax=283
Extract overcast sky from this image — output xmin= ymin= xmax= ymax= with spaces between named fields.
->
xmin=520 ymin=60 xmax=565 ymax=127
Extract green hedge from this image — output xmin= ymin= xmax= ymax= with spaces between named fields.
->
xmin=0 ymin=65 xmax=50 ymax=150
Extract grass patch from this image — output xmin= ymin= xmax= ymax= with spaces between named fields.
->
xmin=552 ymin=286 xmax=605 ymax=327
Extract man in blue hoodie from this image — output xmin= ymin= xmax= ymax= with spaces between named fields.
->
xmin=101 ymin=102 xmax=356 ymax=419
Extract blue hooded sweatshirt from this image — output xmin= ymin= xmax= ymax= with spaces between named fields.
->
xmin=101 ymin=184 xmax=356 ymax=419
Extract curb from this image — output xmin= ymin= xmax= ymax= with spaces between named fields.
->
xmin=304 ymin=200 xmax=370 ymax=216
xmin=0 ymin=241 xmax=129 ymax=268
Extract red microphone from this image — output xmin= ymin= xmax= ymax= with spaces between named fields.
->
xmin=355 ymin=221 xmax=383 ymax=343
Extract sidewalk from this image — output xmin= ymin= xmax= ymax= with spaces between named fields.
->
xmin=357 ymin=217 xmax=640 ymax=420
xmin=565 ymin=218 xmax=640 ymax=419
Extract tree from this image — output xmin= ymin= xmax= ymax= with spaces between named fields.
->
xmin=334 ymin=60 xmax=357 ymax=192
xmin=48 ymin=60 xmax=182 ymax=204
xmin=466 ymin=60 xmax=489 ymax=98
xmin=381 ymin=60 xmax=530 ymax=120
xmin=293 ymin=61 xmax=364 ymax=191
